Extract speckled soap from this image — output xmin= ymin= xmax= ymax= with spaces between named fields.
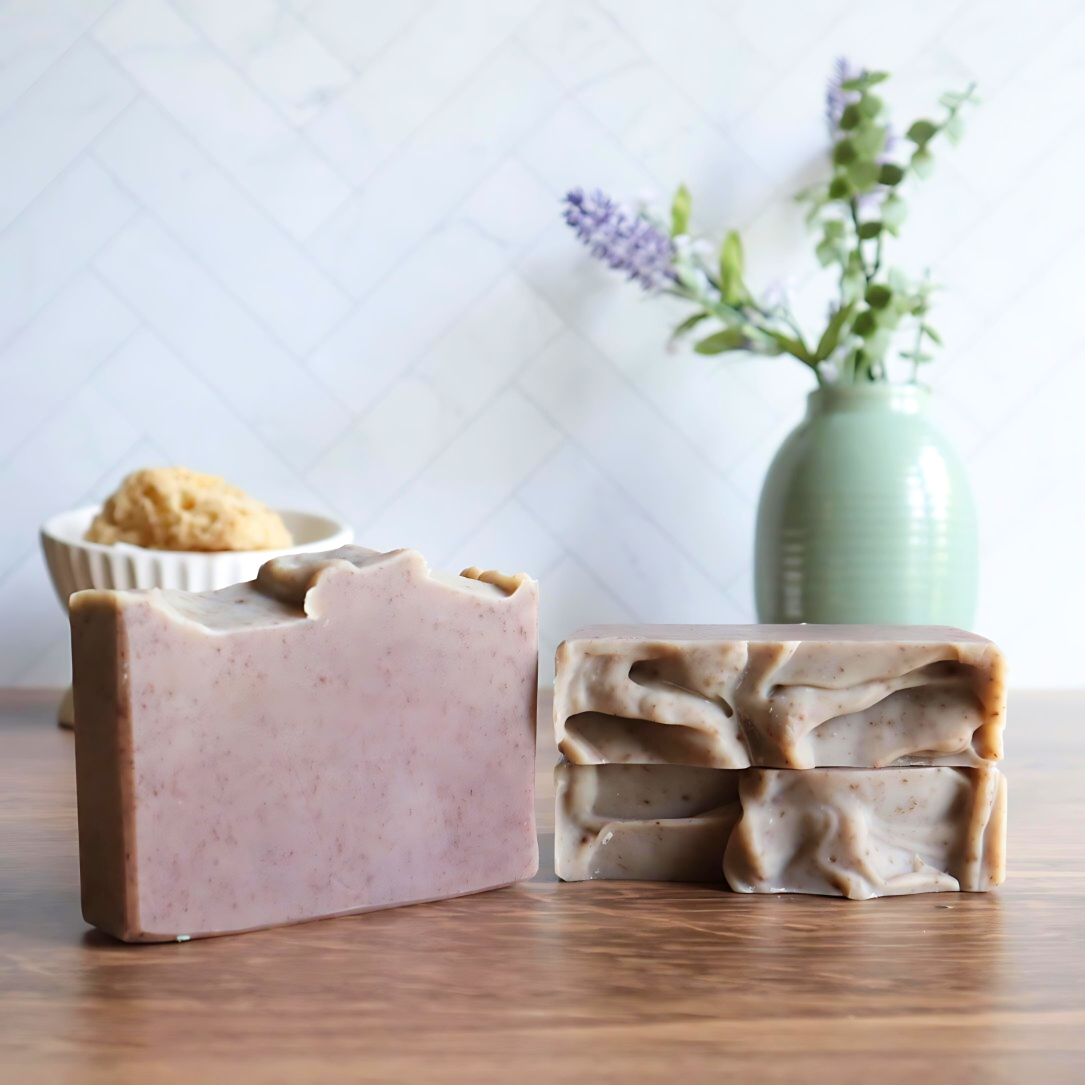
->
xmin=70 ymin=546 xmax=538 ymax=943
xmin=555 ymin=760 xmax=1006 ymax=898
xmin=553 ymin=625 xmax=1008 ymax=899
xmin=555 ymin=625 xmax=1007 ymax=769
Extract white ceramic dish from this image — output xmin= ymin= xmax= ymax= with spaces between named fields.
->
xmin=41 ymin=505 xmax=353 ymax=601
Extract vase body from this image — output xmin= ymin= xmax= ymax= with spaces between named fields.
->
xmin=754 ymin=384 xmax=978 ymax=627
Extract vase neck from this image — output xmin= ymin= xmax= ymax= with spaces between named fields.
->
xmin=807 ymin=383 xmax=931 ymax=417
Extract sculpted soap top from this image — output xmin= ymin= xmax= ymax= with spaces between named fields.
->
xmin=554 ymin=624 xmax=1006 ymax=770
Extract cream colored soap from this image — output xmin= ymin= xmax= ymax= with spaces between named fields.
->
xmin=555 ymin=760 xmax=739 ymax=882
xmin=555 ymin=625 xmax=1006 ymax=770
xmin=724 ymin=765 xmax=1006 ymax=899
xmin=555 ymin=761 xmax=1006 ymax=899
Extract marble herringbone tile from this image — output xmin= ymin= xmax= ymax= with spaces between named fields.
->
xmin=1 ymin=0 xmax=1083 ymax=688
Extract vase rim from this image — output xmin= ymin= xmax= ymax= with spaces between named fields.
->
xmin=808 ymin=381 xmax=931 ymax=413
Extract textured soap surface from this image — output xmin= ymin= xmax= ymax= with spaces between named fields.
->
xmin=555 ymin=762 xmax=1006 ymax=899
xmin=724 ymin=765 xmax=1006 ymax=899
xmin=70 ymin=546 xmax=538 ymax=943
xmin=554 ymin=760 xmax=740 ymax=882
xmin=555 ymin=625 xmax=1006 ymax=770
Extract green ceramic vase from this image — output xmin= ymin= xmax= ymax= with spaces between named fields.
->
xmin=754 ymin=383 xmax=978 ymax=627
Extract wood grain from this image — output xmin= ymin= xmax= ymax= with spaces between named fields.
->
xmin=2 ymin=689 xmax=1084 ymax=1083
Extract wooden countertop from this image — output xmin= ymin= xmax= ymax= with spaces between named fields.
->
xmin=2 ymin=689 xmax=1084 ymax=1083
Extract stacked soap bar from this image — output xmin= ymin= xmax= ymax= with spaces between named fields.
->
xmin=71 ymin=546 xmax=539 ymax=942
xmin=554 ymin=625 xmax=1007 ymax=898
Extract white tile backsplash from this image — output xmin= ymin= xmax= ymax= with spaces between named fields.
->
xmin=0 ymin=157 xmax=137 ymax=349
xmin=1 ymin=0 xmax=1083 ymax=687
xmin=93 ymin=214 xmax=350 ymax=470
xmin=0 ymin=0 xmax=118 ymax=113
xmin=0 ymin=39 xmax=135 ymax=230
xmin=93 ymin=97 xmax=351 ymax=356
xmin=172 ymin=0 xmax=354 ymax=126
xmin=0 ymin=272 xmax=138 ymax=461
xmin=94 ymin=0 xmax=351 ymax=240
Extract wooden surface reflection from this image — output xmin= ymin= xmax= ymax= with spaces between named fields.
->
xmin=2 ymin=689 xmax=1083 ymax=1082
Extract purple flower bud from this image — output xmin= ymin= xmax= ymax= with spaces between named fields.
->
xmin=563 ymin=188 xmax=677 ymax=291
xmin=826 ymin=56 xmax=863 ymax=134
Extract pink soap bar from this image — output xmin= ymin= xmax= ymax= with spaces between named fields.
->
xmin=70 ymin=546 xmax=538 ymax=942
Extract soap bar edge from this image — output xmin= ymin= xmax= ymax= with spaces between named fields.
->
xmin=71 ymin=591 xmax=141 ymax=941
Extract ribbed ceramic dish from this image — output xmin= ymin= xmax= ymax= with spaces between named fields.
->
xmin=41 ymin=506 xmax=354 ymax=601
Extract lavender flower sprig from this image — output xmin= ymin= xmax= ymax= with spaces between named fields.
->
xmin=562 ymin=61 xmax=977 ymax=385
xmin=563 ymin=188 xmax=677 ymax=291
xmin=825 ymin=56 xmax=863 ymax=133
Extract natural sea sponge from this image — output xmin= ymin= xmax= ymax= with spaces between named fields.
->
xmin=86 ymin=468 xmax=292 ymax=552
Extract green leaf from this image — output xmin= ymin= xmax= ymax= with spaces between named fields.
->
xmin=866 ymin=283 xmax=892 ymax=309
xmin=766 ymin=331 xmax=814 ymax=365
xmin=828 ymin=175 xmax=852 ymax=200
xmin=907 ymin=119 xmax=938 ymax=145
xmin=814 ymin=301 xmax=856 ymax=361
xmin=881 ymin=195 xmax=906 ymax=235
xmin=944 ymin=114 xmax=965 ymax=145
xmin=841 ymin=72 xmax=888 ymax=92
xmin=866 ymin=327 xmax=892 ymax=360
xmin=670 ymin=184 xmax=691 ymax=237
xmin=854 ymin=123 xmax=887 ymax=157
xmin=815 ymin=240 xmax=839 ymax=267
xmin=694 ymin=327 xmax=748 ymax=355
xmin=840 ymin=104 xmax=861 ymax=130
xmin=719 ymin=230 xmax=747 ymax=305
xmin=848 ymin=160 xmax=880 ymax=190
xmin=877 ymin=306 xmax=902 ymax=330
xmin=671 ymin=311 xmax=709 ymax=338
xmin=824 ymin=219 xmax=845 ymax=240
xmin=921 ymin=324 xmax=943 ymax=345
xmin=853 ymin=309 xmax=878 ymax=337
xmin=912 ymin=148 xmax=934 ymax=178
xmin=859 ymin=93 xmax=883 ymax=117
xmin=841 ymin=271 xmax=865 ymax=304
xmin=857 ymin=220 xmax=883 ymax=239
xmin=832 ymin=139 xmax=858 ymax=165
xmin=878 ymin=162 xmax=905 ymax=186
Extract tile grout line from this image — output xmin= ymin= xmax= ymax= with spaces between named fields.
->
xmin=161 ymin=0 xmax=358 ymax=196
xmin=514 ymin=354 xmax=740 ymax=598
xmin=0 ymin=318 xmax=147 ymax=591
xmin=511 ymin=495 xmax=644 ymax=624
xmin=289 ymin=0 xmax=439 ymax=85
xmin=296 ymin=137 xmax=565 ymax=420
xmin=87 ymin=153 xmax=357 ymax=464
xmin=296 ymin=0 xmax=555 ymax=244
xmin=0 ymin=0 xmax=123 ymax=124
xmin=84 ymin=35 xmax=358 ymax=308
xmin=85 ymin=271 xmax=353 ymax=528
xmin=335 ymin=323 xmax=568 ymax=541
xmin=0 ymin=154 xmax=142 ymax=355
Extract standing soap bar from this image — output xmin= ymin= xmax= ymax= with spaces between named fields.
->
xmin=70 ymin=546 xmax=538 ymax=942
